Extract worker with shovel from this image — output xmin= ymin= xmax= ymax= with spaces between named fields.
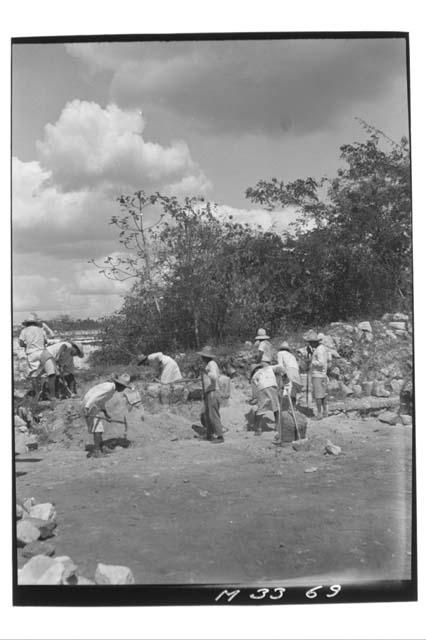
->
xmin=82 ymin=373 xmax=131 ymax=458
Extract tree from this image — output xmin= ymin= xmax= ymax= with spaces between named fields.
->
xmin=246 ymin=122 xmax=411 ymax=321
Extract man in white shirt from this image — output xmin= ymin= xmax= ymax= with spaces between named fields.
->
xmin=48 ymin=341 xmax=84 ymax=395
xmin=198 ymin=346 xmax=225 ymax=443
xmin=82 ymin=373 xmax=131 ymax=458
xmin=138 ymin=352 xmax=182 ymax=384
xmin=277 ymin=341 xmax=302 ymax=407
xmin=250 ymin=362 xmax=284 ymax=436
xmin=19 ymin=313 xmax=57 ymax=400
xmin=254 ymin=328 xmax=274 ymax=364
xmin=305 ymin=330 xmax=329 ymax=419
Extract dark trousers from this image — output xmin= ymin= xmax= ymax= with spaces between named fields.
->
xmin=201 ymin=391 xmax=224 ymax=438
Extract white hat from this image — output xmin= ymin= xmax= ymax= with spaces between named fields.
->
xmin=254 ymin=328 xmax=270 ymax=341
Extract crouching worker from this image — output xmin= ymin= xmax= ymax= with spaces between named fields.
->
xmin=137 ymin=351 xmax=182 ymax=384
xmin=250 ymin=362 xmax=284 ymax=436
xmin=82 ymin=373 xmax=131 ymax=458
xmin=198 ymin=346 xmax=225 ymax=444
xmin=48 ymin=341 xmax=84 ymax=396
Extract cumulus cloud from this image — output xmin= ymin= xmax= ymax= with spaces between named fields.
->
xmin=36 ymin=100 xmax=211 ymax=193
xmin=216 ymin=204 xmax=301 ymax=232
xmin=66 ymin=39 xmax=408 ymax=136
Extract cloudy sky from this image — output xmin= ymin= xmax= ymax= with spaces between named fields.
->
xmin=12 ymin=37 xmax=409 ymax=320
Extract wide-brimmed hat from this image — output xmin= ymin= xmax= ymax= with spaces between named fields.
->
xmin=71 ymin=341 xmax=84 ymax=358
xmin=137 ymin=353 xmax=148 ymax=365
xmin=22 ymin=312 xmax=41 ymax=326
xmin=112 ymin=373 xmax=131 ymax=388
xmin=254 ymin=328 xmax=270 ymax=341
xmin=197 ymin=346 xmax=216 ymax=359
xmin=249 ymin=362 xmax=265 ymax=379
xmin=279 ymin=341 xmax=291 ymax=351
xmin=304 ymin=330 xmax=319 ymax=342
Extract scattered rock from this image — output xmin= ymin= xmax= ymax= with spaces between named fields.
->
xmin=395 ymin=330 xmax=408 ymax=338
xmin=340 ymin=383 xmax=354 ymax=398
xmin=382 ymin=313 xmax=392 ymax=322
xmin=343 ymin=324 xmax=354 ymax=333
xmin=55 ymin=556 xmax=78 ymax=583
xmin=291 ymin=438 xmax=310 ymax=452
xmin=361 ymin=381 xmax=374 ymax=396
xmin=29 ymin=503 xmax=57 ymax=522
xmin=372 ymin=382 xmax=390 ymax=398
xmin=16 ymin=504 xmax=25 ymax=520
xmin=324 ymin=440 xmax=341 ymax=456
xmin=358 ymin=321 xmax=372 ymax=333
xmin=23 ymin=497 xmax=36 ymax=512
xmin=22 ymin=540 xmax=56 ymax=558
xmin=390 ymin=379 xmax=404 ymax=395
xmin=393 ymin=313 xmax=409 ymax=322
xmin=18 ymin=555 xmax=55 ymax=584
xmin=388 ymin=321 xmax=406 ymax=331
xmin=352 ymin=385 xmax=363 ymax=398
xmin=386 ymin=330 xmax=398 ymax=341
xmin=378 ymin=411 xmax=399 ymax=425
xmin=77 ymin=576 xmax=95 ymax=585
xmin=304 ymin=467 xmax=318 ymax=473
xmin=36 ymin=562 xmax=65 ymax=585
xmin=95 ymin=563 xmax=135 ymax=585
xmin=14 ymin=414 xmax=28 ymax=430
xmin=400 ymin=414 xmax=412 ymax=426
xmin=17 ymin=520 xmax=40 ymax=546
xmin=24 ymin=517 xmax=57 ymax=539
xmin=15 ymin=433 xmax=28 ymax=455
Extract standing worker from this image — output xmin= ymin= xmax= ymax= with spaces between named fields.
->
xmin=254 ymin=328 xmax=274 ymax=364
xmin=198 ymin=346 xmax=225 ymax=444
xmin=18 ymin=313 xmax=57 ymax=401
xmin=250 ymin=362 xmax=284 ymax=436
xmin=276 ymin=341 xmax=303 ymax=408
xmin=305 ymin=330 xmax=329 ymax=420
xmin=47 ymin=341 xmax=84 ymax=396
xmin=82 ymin=373 xmax=131 ymax=458
xmin=137 ymin=352 xmax=182 ymax=384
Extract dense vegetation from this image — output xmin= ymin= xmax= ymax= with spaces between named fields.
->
xmin=92 ymin=124 xmax=412 ymax=364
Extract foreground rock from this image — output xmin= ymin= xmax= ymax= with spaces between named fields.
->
xmin=18 ymin=555 xmax=78 ymax=585
xmin=95 ymin=563 xmax=135 ymax=585
xmin=17 ymin=520 xmax=40 ymax=546
xmin=23 ymin=517 xmax=57 ymax=539
xmin=22 ymin=540 xmax=56 ymax=558
xmin=29 ymin=503 xmax=57 ymax=522
xmin=324 ymin=440 xmax=342 ymax=456
xmin=378 ymin=411 xmax=400 ymax=426
xmin=291 ymin=438 xmax=310 ymax=452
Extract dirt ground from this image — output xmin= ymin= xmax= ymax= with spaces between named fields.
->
xmin=15 ymin=384 xmax=412 ymax=586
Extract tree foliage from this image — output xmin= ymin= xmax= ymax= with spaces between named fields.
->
xmin=93 ymin=123 xmax=412 ymax=363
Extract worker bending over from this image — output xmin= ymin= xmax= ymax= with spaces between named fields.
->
xmin=48 ymin=341 xmax=84 ymax=396
xmin=276 ymin=341 xmax=302 ymax=409
xmin=138 ymin=352 xmax=182 ymax=384
xmin=250 ymin=362 xmax=284 ymax=436
xmin=82 ymin=373 xmax=131 ymax=458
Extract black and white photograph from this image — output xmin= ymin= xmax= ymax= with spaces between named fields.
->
xmin=11 ymin=32 xmax=415 ymax=608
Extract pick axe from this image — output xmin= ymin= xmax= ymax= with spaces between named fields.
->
xmin=96 ymin=414 xmax=128 ymax=439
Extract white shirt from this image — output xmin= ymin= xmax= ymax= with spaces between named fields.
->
xmin=47 ymin=341 xmax=74 ymax=373
xmin=277 ymin=349 xmax=298 ymax=372
xmin=19 ymin=325 xmax=46 ymax=355
xmin=252 ymin=365 xmax=284 ymax=391
xmin=310 ymin=344 xmax=328 ymax=378
xmin=148 ymin=352 xmax=182 ymax=384
xmin=258 ymin=340 xmax=274 ymax=363
xmin=82 ymin=382 xmax=115 ymax=411
xmin=203 ymin=359 xmax=220 ymax=393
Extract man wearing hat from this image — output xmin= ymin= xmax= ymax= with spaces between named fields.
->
xmin=18 ymin=313 xmax=57 ymax=400
xmin=47 ymin=341 xmax=84 ymax=396
xmin=82 ymin=373 xmax=131 ymax=458
xmin=198 ymin=346 xmax=225 ymax=443
xmin=250 ymin=362 xmax=284 ymax=435
xmin=254 ymin=328 xmax=274 ymax=365
xmin=305 ymin=330 xmax=329 ymax=419
xmin=137 ymin=351 xmax=182 ymax=384
xmin=277 ymin=341 xmax=302 ymax=408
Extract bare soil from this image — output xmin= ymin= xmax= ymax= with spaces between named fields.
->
xmin=15 ymin=384 xmax=412 ymax=585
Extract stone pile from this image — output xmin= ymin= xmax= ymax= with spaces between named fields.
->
xmin=16 ymin=498 xmax=58 ymax=557
xmin=18 ymin=556 xmax=135 ymax=585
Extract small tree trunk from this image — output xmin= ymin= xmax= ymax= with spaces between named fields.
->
xmin=193 ymin=310 xmax=200 ymax=348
